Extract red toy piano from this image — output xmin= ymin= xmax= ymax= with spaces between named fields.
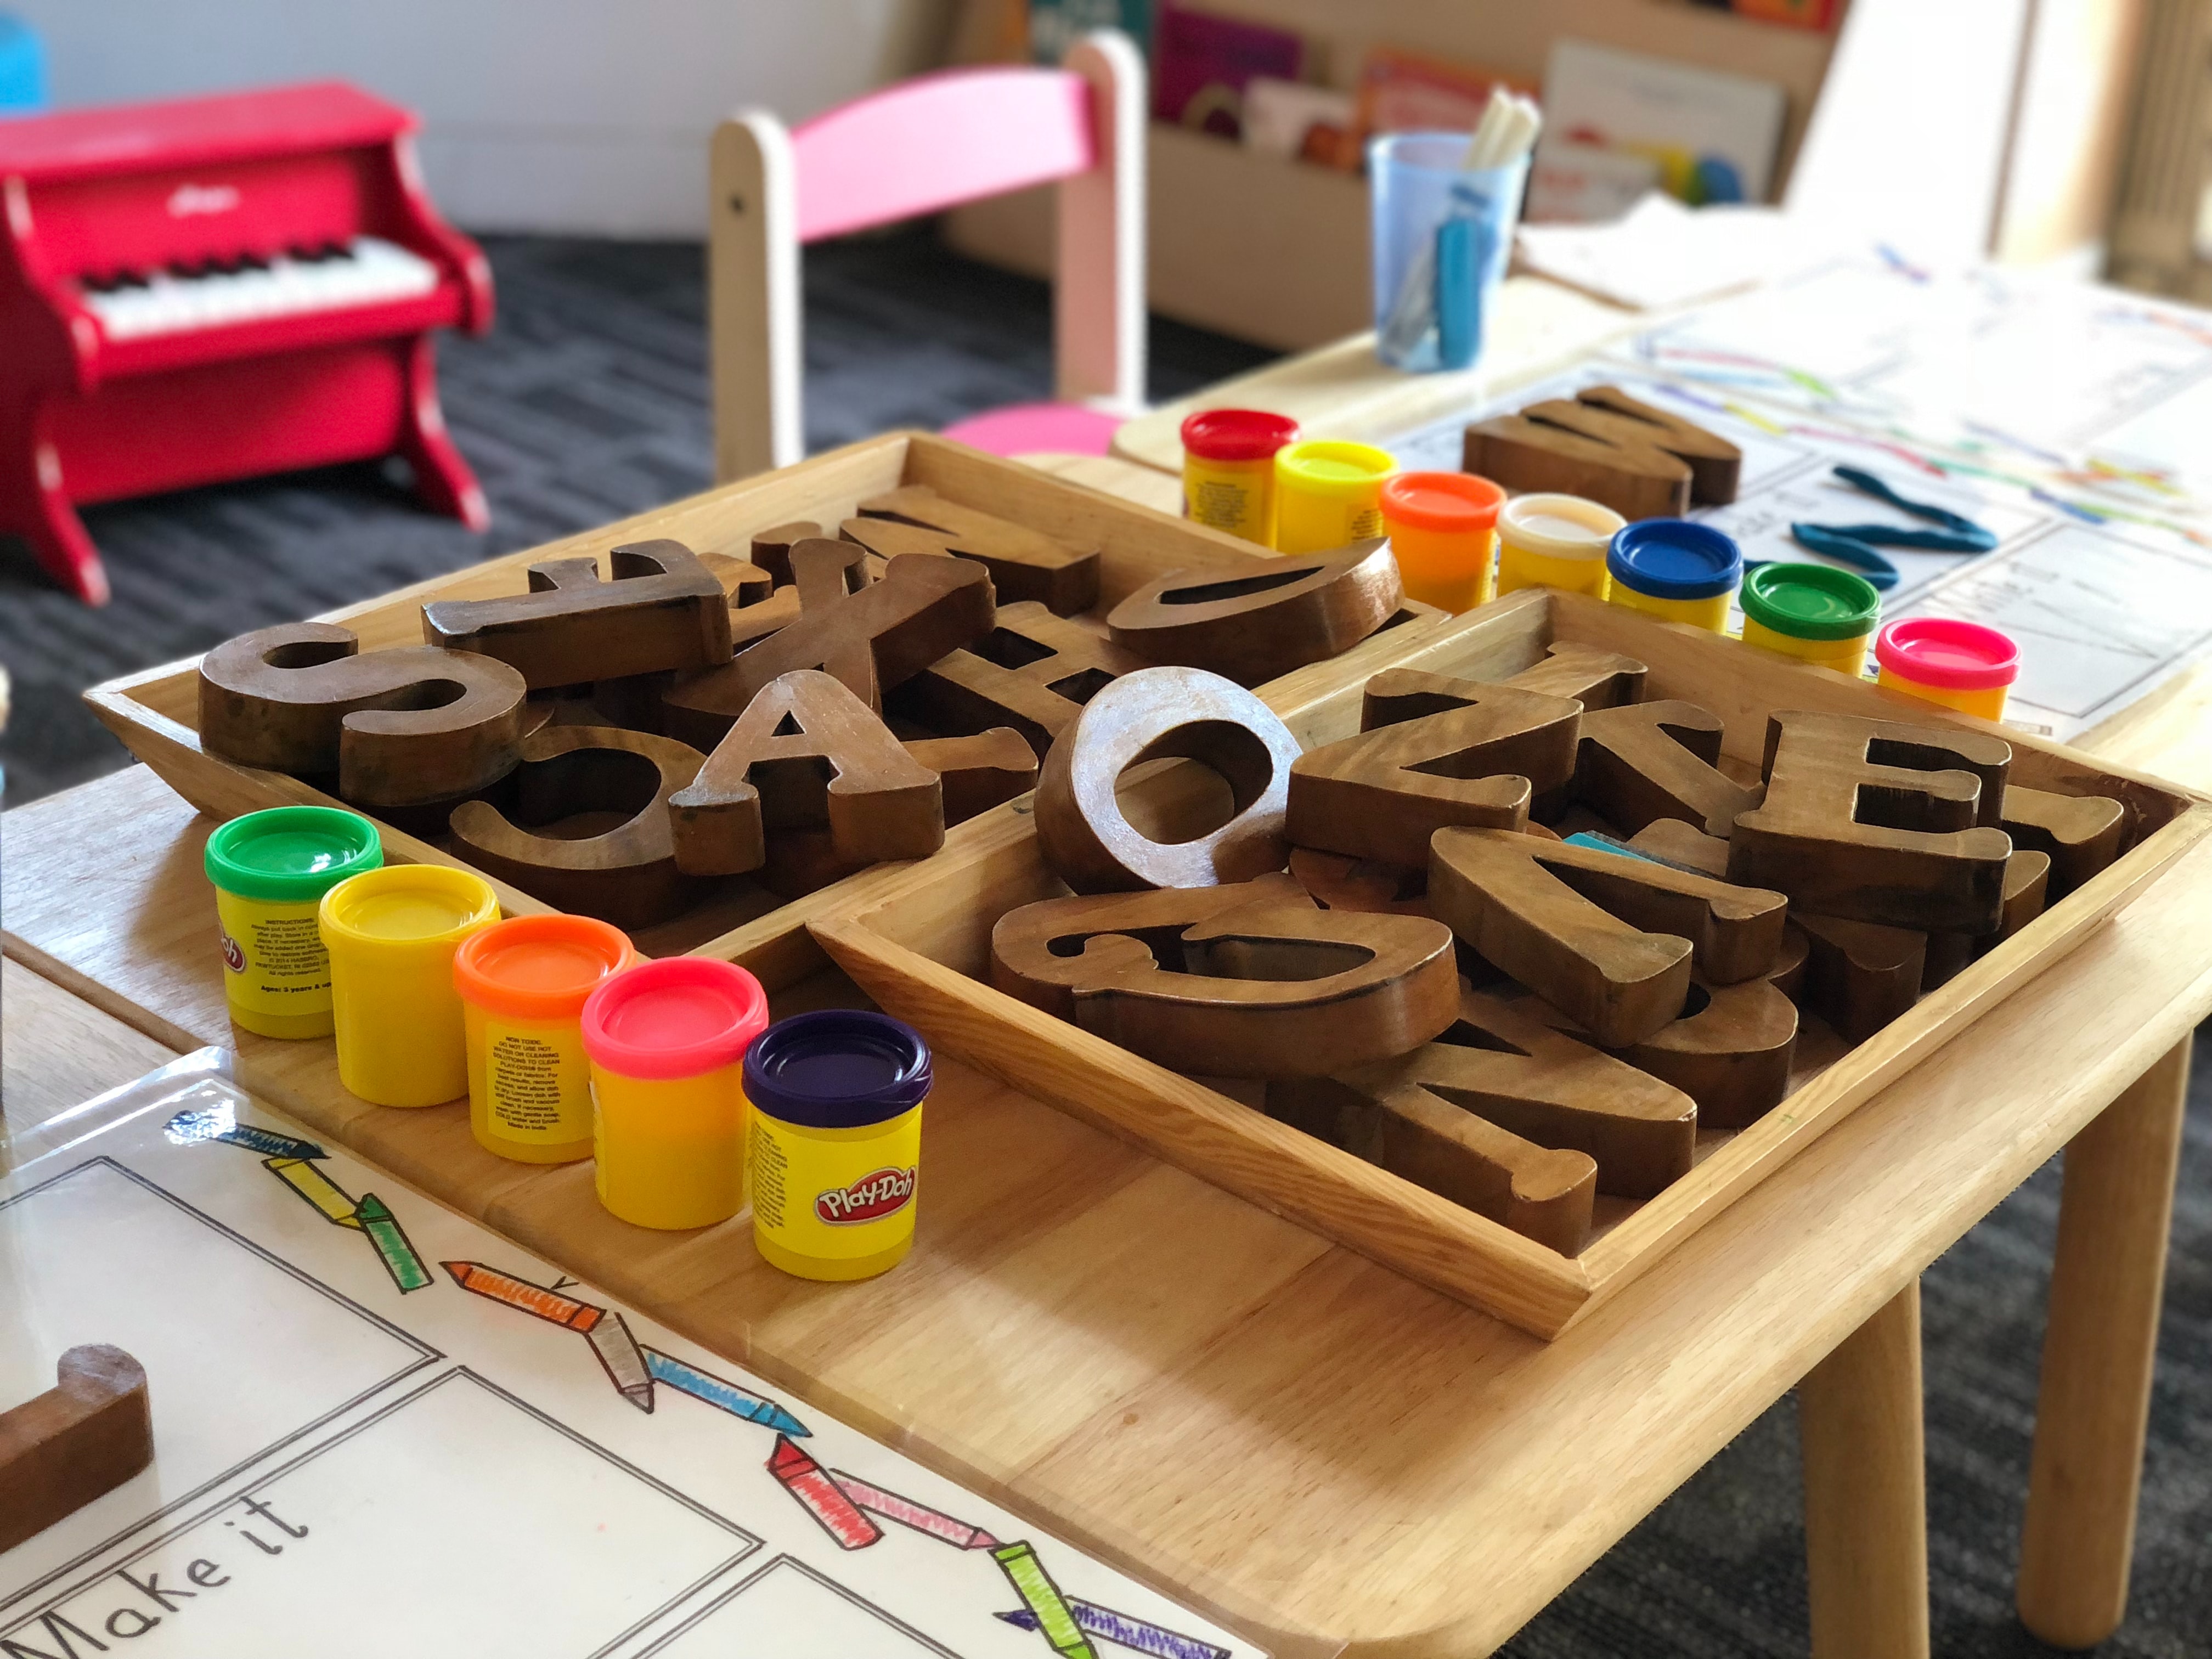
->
xmin=0 ymin=81 xmax=493 ymax=605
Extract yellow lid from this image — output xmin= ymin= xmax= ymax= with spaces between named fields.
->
xmin=320 ymin=865 xmax=499 ymax=953
xmin=1499 ymin=493 xmax=1626 ymax=561
xmin=1275 ymin=439 xmax=1397 ymax=498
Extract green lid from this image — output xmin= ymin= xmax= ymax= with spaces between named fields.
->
xmin=205 ymin=806 xmax=382 ymax=904
xmin=1740 ymin=562 xmax=1881 ymax=642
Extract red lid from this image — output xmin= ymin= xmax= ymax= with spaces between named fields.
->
xmin=580 ymin=958 xmax=770 ymax=1081
xmin=1181 ymin=408 xmax=1299 ymax=463
xmin=1876 ymin=617 xmax=2021 ymax=692
xmin=1382 ymin=471 xmax=1506 ymax=534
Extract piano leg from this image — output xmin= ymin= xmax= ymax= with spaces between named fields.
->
xmin=396 ymin=334 xmax=488 ymax=533
xmin=0 ymin=412 xmax=110 ymax=606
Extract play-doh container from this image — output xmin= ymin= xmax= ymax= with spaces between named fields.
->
xmin=1496 ymin=493 xmax=1625 ymax=599
xmin=455 ymin=915 xmax=637 ymax=1165
xmin=582 ymin=957 xmax=770 ymax=1230
xmin=1273 ymin=438 xmax=1396 ymax=555
xmin=1181 ymin=409 xmax=1299 ymax=546
xmin=1381 ymin=471 xmax=1505 ymax=612
xmin=1740 ymin=562 xmax=1882 ymax=676
xmin=1876 ymin=617 xmax=2021 ymax=720
xmin=745 ymin=1010 xmax=931 ymax=1282
xmin=1605 ymin=519 xmax=1742 ymax=633
xmin=319 ymin=865 xmax=499 ymax=1107
xmin=204 ymin=806 xmax=382 ymax=1040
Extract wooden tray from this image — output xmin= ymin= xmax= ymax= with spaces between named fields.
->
xmin=808 ymin=588 xmax=2212 ymax=1339
xmin=84 ymin=433 xmax=1441 ymax=991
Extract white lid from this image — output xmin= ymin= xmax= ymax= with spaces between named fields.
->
xmin=1498 ymin=493 xmax=1627 ymax=561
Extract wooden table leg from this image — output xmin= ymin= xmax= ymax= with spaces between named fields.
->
xmin=2017 ymin=1035 xmax=2191 ymax=1649
xmin=1800 ymin=1280 xmax=1929 ymax=1659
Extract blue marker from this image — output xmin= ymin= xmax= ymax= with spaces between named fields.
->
xmin=165 ymin=1108 xmax=325 ymax=1161
xmin=642 ymin=1348 xmax=810 ymax=1437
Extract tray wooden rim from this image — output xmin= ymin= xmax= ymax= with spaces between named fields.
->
xmin=805 ymin=591 xmax=2212 ymax=1338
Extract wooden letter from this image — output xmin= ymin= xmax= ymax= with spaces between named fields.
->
xmin=1429 ymin=827 xmax=1788 ymax=1046
xmin=1287 ymin=848 xmax=1434 ymax=917
xmin=1728 ymin=710 xmax=2013 ymax=932
xmin=2001 ymin=783 xmax=2126 ymax=897
xmin=1923 ymin=848 xmax=2052 ymax=988
xmin=662 ymin=547 xmax=995 ymax=746
xmin=1287 ymin=680 xmax=1580 ymax=868
xmin=1794 ymin=912 xmax=1927 ymax=1042
xmin=1562 ymin=384 xmax=1742 ymax=501
xmin=1105 ymin=540 xmax=1402 ymax=686
xmin=450 ymin=725 xmax=707 ymax=927
xmin=891 ymin=600 xmax=1149 ymax=758
xmin=1502 ymin=641 xmax=1648 ymax=708
xmin=1552 ymin=978 xmax=1799 ymax=1131
xmin=856 ymin=484 xmax=1099 ymax=614
xmin=1574 ymin=699 xmax=1762 ymax=838
xmin=421 ymin=540 xmax=742 ymax=689
xmin=1035 ymin=667 xmax=1304 ymax=892
xmin=199 ymin=623 xmax=527 ymax=808
xmin=1624 ymin=817 xmax=1730 ymax=877
xmin=1465 ymin=411 xmax=1687 ymax=519
xmin=668 ymin=669 xmax=943 ymax=877
xmin=990 ymin=878 xmax=1460 ymax=1077
xmin=749 ymin=520 xmax=824 ymax=586
xmin=906 ymin=729 xmax=1037 ymax=825
xmin=0 ymin=1345 xmax=153 ymax=1554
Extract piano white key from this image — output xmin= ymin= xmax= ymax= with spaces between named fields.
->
xmin=80 ymin=236 xmax=441 ymax=341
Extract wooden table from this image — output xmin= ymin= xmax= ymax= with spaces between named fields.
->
xmin=4 ymin=748 xmax=2202 ymax=1657
xmin=1105 ymin=311 xmax=2210 ymax=1651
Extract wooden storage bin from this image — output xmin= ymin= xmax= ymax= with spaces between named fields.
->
xmin=809 ymin=588 xmax=2211 ymax=1338
xmin=83 ymin=433 xmax=1441 ymax=994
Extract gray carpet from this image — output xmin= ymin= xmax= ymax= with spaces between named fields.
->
xmin=1 ymin=232 xmax=2206 ymax=1657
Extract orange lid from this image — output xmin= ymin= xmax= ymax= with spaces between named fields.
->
xmin=1382 ymin=471 xmax=1506 ymax=534
xmin=453 ymin=915 xmax=637 ymax=1023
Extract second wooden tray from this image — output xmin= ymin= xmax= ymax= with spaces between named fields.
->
xmin=808 ymin=590 xmax=2212 ymax=1338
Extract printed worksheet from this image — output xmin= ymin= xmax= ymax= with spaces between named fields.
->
xmin=1 ymin=1056 xmax=1267 ymax=1659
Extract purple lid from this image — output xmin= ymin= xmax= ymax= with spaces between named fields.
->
xmin=742 ymin=1010 xmax=932 ymax=1130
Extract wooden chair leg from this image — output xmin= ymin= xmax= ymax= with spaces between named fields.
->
xmin=1801 ymin=1279 xmax=1929 ymax=1659
xmin=2017 ymin=1036 xmax=2191 ymax=1649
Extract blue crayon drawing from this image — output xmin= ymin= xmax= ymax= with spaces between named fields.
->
xmin=643 ymin=1347 xmax=811 ymax=1437
xmin=165 ymin=1107 xmax=325 ymax=1161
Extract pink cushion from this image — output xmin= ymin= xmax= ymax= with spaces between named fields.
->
xmin=939 ymin=402 xmax=1124 ymax=458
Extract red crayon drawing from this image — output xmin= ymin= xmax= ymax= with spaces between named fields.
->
xmin=768 ymin=1435 xmax=882 ymax=1550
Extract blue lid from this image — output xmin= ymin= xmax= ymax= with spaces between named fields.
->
xmin=743 ymin=1010 xmax=931 ymax=1130
xmin=1607 ymin=520 xmax=1743 ymax=601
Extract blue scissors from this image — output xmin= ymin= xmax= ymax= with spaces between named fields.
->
xmin=1776 ymin=466 xmax=1998 ymax=590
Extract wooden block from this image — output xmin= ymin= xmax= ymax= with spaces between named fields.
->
xmin=856 ymin=483 xmax=1099 ymax=614
xmin=1503 ymin=640 xmax=1649 ymax=708
xmin=1574 ymin=699 xmax=1763 ymax=838
xmin=1925 ymin=849 xmax=2052 ymax=989
xmin=662 ymin=548 xmax=996 ymax=747
xmin=1286 ymin=681 xmax=1579 ymax=868
xmin=421 ymin=540 xmax=742 ymax=689
xmin=1795 ymin=912 xmax=1926 ymax=1043
xmin=1564 ymin=384 xmax=1743 ymax=503
xmin=1547 ymin=978 xmax=1799 ymax=1132
xmin=1728 ymin=710 xmax=2014 ymax=933
xmin=1035 ymin=667 xmax=1304 ymax=892
xmin=449 ymin=725 xmax=708 ymax=928
xmin=1286 ymin=848 xmax=1432 ymax=917
xmin=1428 ymin=827 xmax=1788 ymax=1047
xmin=0 ymin=1344 xmax=153 ymax=1554
xmin=668 ymin=669 xmax=943 ymax=877
xmin=891 ymin=601 xmax=1148 ymax=759
xmin=1268 ymin=1060 xmax=1597 ymax=1257
xmin=199 ymin=623 xmax=527 ymax=808
xmin=989 ymin=877 xmax=1461 ymax=1078
xmin=906 ymin=728 xmax=1037 ymax=825
xmin=1105 ymin=540 xmax=1403 ymax=686
xmin=2002 ymin=783 xmax=2128 ymax=897
xmin=1624 ymin=818 xmax=1731 ymax=877
xmin=749 ymin=520 xmax=824 ymax=586
xmin=1463 ymin=411 xmax=1691 ymax=521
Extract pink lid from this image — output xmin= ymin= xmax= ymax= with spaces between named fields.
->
xmin=580 ymin=958 xmax=769 ymax=1081
xmin=1876 ymin=617 xmax=2021 ymax=692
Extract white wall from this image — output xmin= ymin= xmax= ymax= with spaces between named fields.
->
xmin=12 ymin=0 xmax=956 ymax=235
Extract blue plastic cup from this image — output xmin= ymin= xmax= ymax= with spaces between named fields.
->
xmin=1370 ymin=132 xmax=1528 ymax=374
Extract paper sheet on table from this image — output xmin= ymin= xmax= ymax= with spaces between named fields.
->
xmin=1514 ymin=195 xmax=1836 ymax=313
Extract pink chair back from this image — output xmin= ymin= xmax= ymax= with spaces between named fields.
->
xmin=791 ymin=68 xmax=1096 ymax=244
